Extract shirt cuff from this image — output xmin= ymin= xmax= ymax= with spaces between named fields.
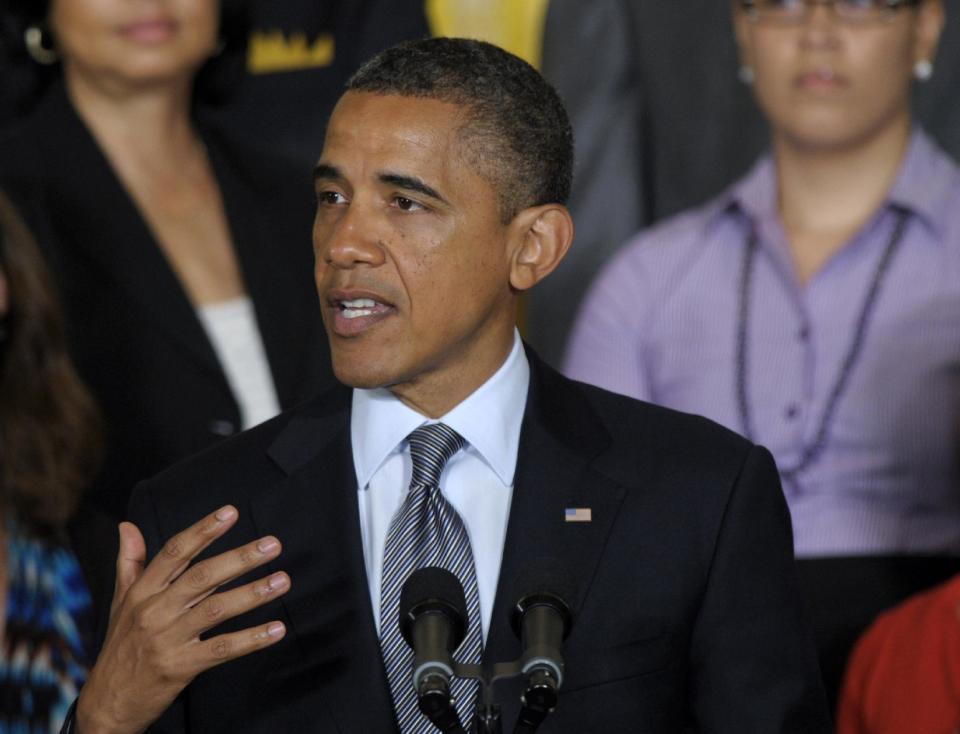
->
xmin=59 ymin=698 xmax=78 ymax=734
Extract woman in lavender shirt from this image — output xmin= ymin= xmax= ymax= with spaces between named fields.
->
xmin=565 ymin=0 xmax=954 ymax=705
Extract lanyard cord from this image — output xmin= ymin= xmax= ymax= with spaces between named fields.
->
xmin=735 ymin=207 xmax=910 ymax=480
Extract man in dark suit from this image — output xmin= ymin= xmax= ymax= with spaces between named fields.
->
xmin=70 ymin=38 xmax=830 ymax=733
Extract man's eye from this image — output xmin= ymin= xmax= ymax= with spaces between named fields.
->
xmin=317 ymin=191 xmax=346 ymax=205
xmin=394 ymin=196 xmax=425 ymax=212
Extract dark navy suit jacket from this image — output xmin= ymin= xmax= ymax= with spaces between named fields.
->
xmin=125 ymin=352 xmax=830 ymax=732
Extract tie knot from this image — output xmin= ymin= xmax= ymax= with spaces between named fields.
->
xmin=408 ymin=423 xmax=465 ymax=487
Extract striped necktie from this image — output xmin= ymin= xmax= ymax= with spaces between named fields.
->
xmin=380 ymin=423 xmax=483 ymax=732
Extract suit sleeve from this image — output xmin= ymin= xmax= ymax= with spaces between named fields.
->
xmin=688 ymin=445 xmax=832 ymax=733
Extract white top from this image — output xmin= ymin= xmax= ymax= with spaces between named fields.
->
xmin=352 ymin=330 xmax=530 ymax=640
xmin=196 ymin=296 xmax=281 ymax=430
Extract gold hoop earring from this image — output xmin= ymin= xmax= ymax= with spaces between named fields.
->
xmin=24 ymin=25 xmax=58 ymax=65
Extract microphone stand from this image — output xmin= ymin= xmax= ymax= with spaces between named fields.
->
xmin=455 ymin=660 xmax=558 ymax=734
xmin=474 ymin=703 xmax=502 ymax=734
xmin=453 ymin=661 xmax=503 ymax=734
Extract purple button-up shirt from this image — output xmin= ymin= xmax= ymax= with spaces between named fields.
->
xmin=564 ymin=130 xmax=960 ymax=557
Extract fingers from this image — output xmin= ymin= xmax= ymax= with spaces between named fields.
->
xmin=112 ymin=521 xmax=147 ymax=616
xmin=166 ymin=535 xmax=283 ymax=610
xmin=185 ymin=620 xmax=288 ymax=678
xmin=182 ymin=571 xmax=291 ymax=639
xmin=84 ymin=506 xmax=290 ymax=732
xmin=137 ymin=505 xmax=240 ymax=595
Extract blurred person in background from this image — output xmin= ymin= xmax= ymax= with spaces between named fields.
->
xmin=0 ymin=191 xmax=100 ymax=733
xmin=204 ymin=0 xmax=429 ymax=169
xmin=0 ymin=0 xmax=334 ymax=610
xmin=526 ymin=0 xmax=960 ymax=366
xmin=836 ymin=570 xmax=960 ymax=733
xmin=565 ymin=0 xmax=956 ymax=707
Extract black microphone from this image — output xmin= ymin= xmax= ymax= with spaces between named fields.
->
xmin=509 ymin=560 xmax=576 ymax=733
xmin=399 ymin=567 xmax=469 ymax=733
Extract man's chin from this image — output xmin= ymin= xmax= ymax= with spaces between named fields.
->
xmin=331 ymin=360 xmax=397 ymax=391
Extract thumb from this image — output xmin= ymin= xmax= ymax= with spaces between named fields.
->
xmin=112 ymin=521 xmax=146 ymax=611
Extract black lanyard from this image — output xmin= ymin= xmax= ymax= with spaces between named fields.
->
xmin=735 ymin=207 xmax=910 ymax=480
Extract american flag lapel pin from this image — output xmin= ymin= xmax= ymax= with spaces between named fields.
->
xmin=565 ymin=507 xmax=592 ymax=523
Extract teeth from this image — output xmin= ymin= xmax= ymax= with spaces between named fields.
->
xmin=337 ymin=297 xmax=384 ymax=319
xmin=340 ymin=298 xmax=378 ymax=319
xmin=343 ymin=308 xmax=374 ymax=319
xmin=342 ymin=298 xmax=376 ymax=308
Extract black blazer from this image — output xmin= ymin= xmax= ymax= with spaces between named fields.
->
xmin=127 ymin=353 xmax=831 ymax=732
xmin=0 ymin=83 xmax=334 ymax=523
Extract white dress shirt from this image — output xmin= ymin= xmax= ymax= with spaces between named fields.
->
xmin=352 ymin=330 xmax=529 ymax=640
xmin=196 ymin=296 xmax=280 ymax=429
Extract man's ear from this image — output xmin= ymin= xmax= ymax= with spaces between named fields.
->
xmin=507 ymin=204 xmax=574 ymax=292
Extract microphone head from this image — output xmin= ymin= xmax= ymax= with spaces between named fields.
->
xmin=399 ymin=566 xmax=468 ymax=649
xmin=509 ymin=558 xmax=576 ymax=641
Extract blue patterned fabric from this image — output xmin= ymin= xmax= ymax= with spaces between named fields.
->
xmin=0 ymin=522 xmax=90 ymax=733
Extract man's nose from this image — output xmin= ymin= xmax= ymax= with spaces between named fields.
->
xmin=316 ymin=203 xmax=386 ymax=269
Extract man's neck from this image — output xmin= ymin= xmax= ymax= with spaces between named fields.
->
xmin=349 ymin=329 xmax=529 ymax=489
xmin=388 ymin=332 xmax=519 ymax=419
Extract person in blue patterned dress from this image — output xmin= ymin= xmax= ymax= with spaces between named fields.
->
xmin=0 ymin=191 xmax=101 ymax=733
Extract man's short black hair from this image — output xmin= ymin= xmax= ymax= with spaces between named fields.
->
xmin=347 ymin=37 xmax=573 ymax=222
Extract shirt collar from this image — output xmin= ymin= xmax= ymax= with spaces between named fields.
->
xmin=712 ymin=154 xmax=778 ymax=232
xmin=350 ymin=329 xmax=530 ymax=489
xmin=711 ymin=128 xmax=958 ymax=240
xmin=885 ymin=128 xmax=956 ymax=238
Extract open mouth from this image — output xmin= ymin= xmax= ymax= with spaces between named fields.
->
xmin=328 ymin=293 xmax=395 ymax=336
xmin=338 ymin=297 xmax=382 ymax=319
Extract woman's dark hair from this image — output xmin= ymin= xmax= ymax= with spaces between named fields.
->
xmin=0 ymin=191 xmax=101 ymax=535
xmin=0 ymin=0 xmax=250 ymax=116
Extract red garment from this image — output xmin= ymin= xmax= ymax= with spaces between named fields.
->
xmin=837 ymin=574 xmax=960 ymax=734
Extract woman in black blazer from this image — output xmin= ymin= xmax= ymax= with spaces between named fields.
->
xmin=0 ymin=0 xmax=333 ymax=602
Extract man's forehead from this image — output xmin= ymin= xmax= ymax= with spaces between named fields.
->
xmin=318 ymin=92 xmax=471 ymax=178
xmin=335 ymin=89 xmax=467 ymax=116
xmin=327 ymin=92 xmax=467 ymax=140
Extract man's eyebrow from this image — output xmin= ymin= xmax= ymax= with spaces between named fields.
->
xmin=378 ymin=173 xmax=448 ymax=204
xmin=313 ymin=163 xmax=343 ymax=182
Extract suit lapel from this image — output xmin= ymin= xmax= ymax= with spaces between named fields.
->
xmin=249 ymin=388 xmax=397 ymax=731
xmin=31 ymin=84 xmax=227 ymax=386
xmin=204 ymin=134 xmax=324 ymax=409
xmin=484 ymin=354 xmax=628 ymax=726
xmin=245 ymin=354 xmax=628 ymax=730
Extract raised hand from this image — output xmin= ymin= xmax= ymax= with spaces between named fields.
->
xmin=76 ymin=506 xmax=290 ymax=734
